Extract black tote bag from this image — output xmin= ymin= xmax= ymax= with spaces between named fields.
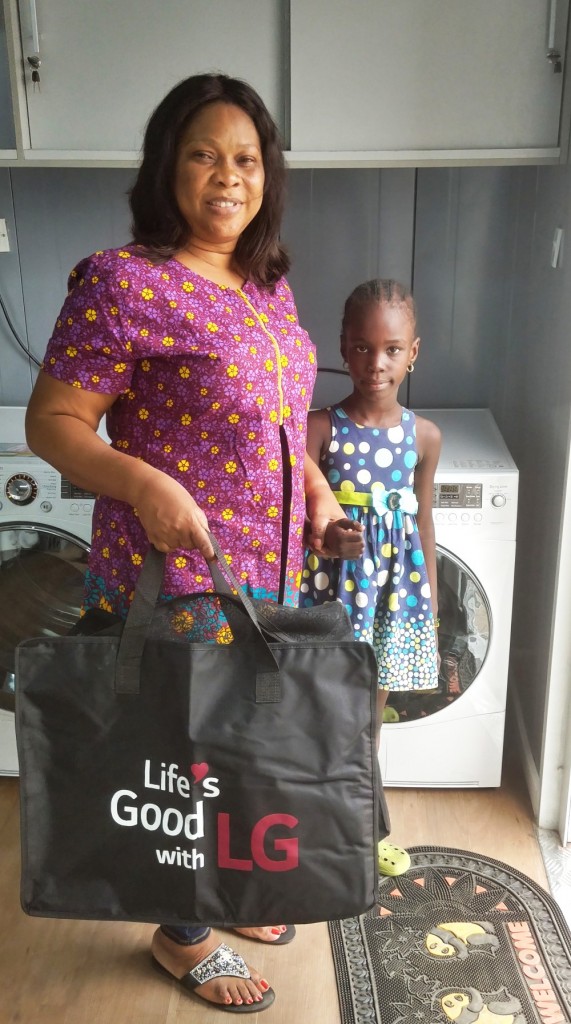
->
xmin=16 ymin=537 xmax=381 ymax=926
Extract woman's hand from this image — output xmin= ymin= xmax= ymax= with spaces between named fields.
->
xmin=134 ymin=469 xmax=214 ymax=560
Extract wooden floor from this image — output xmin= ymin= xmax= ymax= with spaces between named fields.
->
xmin=0 ymin=750 xmax=548 ymax=1024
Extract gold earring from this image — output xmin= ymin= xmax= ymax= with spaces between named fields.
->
xmin=407 ymin=362 xmax=415 ymax=374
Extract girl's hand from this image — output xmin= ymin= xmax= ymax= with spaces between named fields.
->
xmin=134 ymin=470 xmax=214 ymax=560
xmin=322 ymin=518 xmax=365 ymax=559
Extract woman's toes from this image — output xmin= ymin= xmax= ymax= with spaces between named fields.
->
xmin=196 ymin=963 xmax=268 ymax=1006
xmin=233 ymin=924 xmax=286 ymax=942
xmin=227 ymin=981 xmax=243 ymax=1004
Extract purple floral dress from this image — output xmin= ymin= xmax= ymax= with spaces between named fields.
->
xmin=43 ymin=245 xmax=316 ymax=632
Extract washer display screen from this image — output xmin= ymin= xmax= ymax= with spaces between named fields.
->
xmin=433 ymin=482 xmax=482 ymax=508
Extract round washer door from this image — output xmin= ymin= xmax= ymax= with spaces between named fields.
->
xmin=0 ymin=525 xmax=88 ymax=706
xmin=385 ymin=543 xmax=492 ymax=723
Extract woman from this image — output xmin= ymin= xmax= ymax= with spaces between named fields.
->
xmin=25 ymin=73 xmax=355 ymax=1014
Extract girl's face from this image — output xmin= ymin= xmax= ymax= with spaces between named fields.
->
xmin=341 ymin=301 xmax=419 ymax=404
xmin=174 ymin=102 xmax=265 ymax=251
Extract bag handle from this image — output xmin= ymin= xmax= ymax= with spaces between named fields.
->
xmin=114 ymin=534 xmax=281 ymax=702
xmin=205 ymin=535 xmax=293 ymax=643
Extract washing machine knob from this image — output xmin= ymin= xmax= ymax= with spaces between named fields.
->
xmin=491 ymin=494 xmax=506 ymax=508
xmin=5 ymin=473 xmax=38 ymax=506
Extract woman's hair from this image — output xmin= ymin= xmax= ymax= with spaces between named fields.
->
xmin=341 ymin=279 xmax=417 ymax=337
xmin=129 ymin=73 xmax=289 ymax=288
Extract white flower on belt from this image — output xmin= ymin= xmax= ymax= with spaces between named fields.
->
xmin=371 ymin=486 xmax=418 ymax=517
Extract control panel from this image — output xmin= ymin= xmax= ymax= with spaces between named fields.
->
xmin=0 ymin=455 xmax=96 ymax=522
xmin=432 ymin=476 xmax=517 ymax=539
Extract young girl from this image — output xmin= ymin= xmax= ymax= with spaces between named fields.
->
xmin=303 ymin=278 xmax=441 ymax=876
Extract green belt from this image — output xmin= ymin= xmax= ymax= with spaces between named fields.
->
xmin=333 ymin=491 xmax=375 ymax=507
xmin=333 ymin=488 xmax=418 ymax=515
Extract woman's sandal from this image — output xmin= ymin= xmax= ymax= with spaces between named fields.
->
xmin=151 ymin=942 xmax=275 ymax=1013
xmin=378 ymin=841 xmax=411 ymax=877
xmin=232 ymin=924 xmax=296 ymax=945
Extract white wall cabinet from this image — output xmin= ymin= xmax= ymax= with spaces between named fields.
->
xmin=4 ymin=0 xmax=286 ymax=162
xmin=290 ymin=0 xmax=571 ymax=165
xmin=2 ymin=0 xmax=571 ymax=167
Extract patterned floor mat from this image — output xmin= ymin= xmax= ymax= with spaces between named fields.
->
xmin=328 ymin=846 xmax=571 ymax=1024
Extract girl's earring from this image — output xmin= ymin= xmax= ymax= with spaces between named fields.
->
xmin=342 ymin=360 xmax=349 ymax=370
xmin=407 ymin=362 xmax=415 ymax=374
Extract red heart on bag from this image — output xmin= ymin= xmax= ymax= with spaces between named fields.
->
xmin=190 ymin=762 xmax=209 ymax=784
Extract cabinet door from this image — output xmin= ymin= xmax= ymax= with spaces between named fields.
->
xmin=290 ymin=0 xmax=568 ymax=156
xmin=0 ymin=4 xmax=16 ymax=153
xmin=13 ymin=0 xmax=286 ymax=155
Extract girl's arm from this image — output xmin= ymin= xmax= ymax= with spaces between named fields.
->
xmin=25 ymin=372 xmax=214 ymax=558
xmin=414 ymin=415 xmax=442 ymax=620
xmin=304 ymin=408 xmax=364 ymax=556
xmin=306 ymin=408 xmax=331 ymax=464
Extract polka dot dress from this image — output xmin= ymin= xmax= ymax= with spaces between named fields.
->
xmin=301 ymin=405 xmax=438 ymax=691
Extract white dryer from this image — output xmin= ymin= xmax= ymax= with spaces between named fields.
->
xmin=0 ymin=406 xmax=96 ymax=775
xmin=380 ymin=408 xmax=518 ymax=788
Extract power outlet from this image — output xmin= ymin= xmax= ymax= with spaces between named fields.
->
xmin=0 ymin=218 xmax=10 ymax=252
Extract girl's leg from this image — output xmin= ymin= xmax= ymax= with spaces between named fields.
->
xmin=377 ymin=688 xmax=389 ymax=750
xmin=376 ymin=688 xmax=411 ymax=877
xmin=152 ymin=925 xmax=271 ymax=1008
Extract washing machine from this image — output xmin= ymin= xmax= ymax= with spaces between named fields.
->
xmin=380 ymin=408 xmax=518 ymax=788
xmin=0 ymin=406 xmax=97 ymax=776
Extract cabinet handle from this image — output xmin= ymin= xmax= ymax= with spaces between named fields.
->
xmin=27 ymin=0 xmax=40 ymax=55
xmin=546 ymin=0 xmax=563 ymax=73
xmin=19 ymin=0 xmax=42 ymax=86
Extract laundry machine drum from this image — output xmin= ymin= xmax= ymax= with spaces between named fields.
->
xmin=386 ymin=545 xmax=492 ymax=723
xmin=0 ymin=525 xmax=88 ymax=706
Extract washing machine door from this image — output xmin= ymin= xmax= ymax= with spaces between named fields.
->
xmin=0 ymin=525 xmax=88 ymax=709
xmin=385 ymin=543 xmax=492 ymax=722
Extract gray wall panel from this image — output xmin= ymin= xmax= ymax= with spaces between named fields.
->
xmin=410 ymin=167 xmax=514 ymax=408
xmin=283 ymin=168 xmax=415 ymax=407
xmin=491 ymin=164 xmax=571 ymax=795
xmin=11 ymin=169 xmax=135 ymax=371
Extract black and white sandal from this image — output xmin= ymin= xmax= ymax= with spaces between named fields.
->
xmin=151 ymin=942 xmax=276 ymax=1013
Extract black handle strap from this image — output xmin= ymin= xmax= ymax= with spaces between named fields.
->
xmin=115 ymin=536 xmax=281 ymax=702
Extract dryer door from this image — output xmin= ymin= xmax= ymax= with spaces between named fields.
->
xmin=385 ymin=543 xmax=492 ymax=723
xmin=0 ymin=525 xmax=88 ymax=708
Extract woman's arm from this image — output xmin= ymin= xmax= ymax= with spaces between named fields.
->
xmin=414 ymin=415 xmax=442 ymax=619
xmin=26 ymin=372 xmax=214 ymax=558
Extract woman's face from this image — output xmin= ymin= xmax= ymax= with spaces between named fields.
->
xmin=174 ymin=102 xmax=265 ymax=251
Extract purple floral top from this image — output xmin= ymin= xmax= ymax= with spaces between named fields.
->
xmin=43 ymin=245 xmax=316 ymax=624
